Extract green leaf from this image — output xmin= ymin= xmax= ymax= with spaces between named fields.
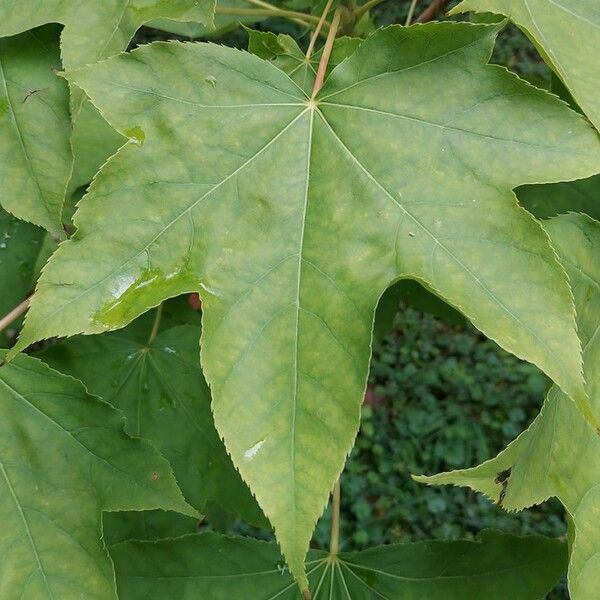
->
xmin=151 ymin=0 xmax=270 ymax=39
xmin=110 ymin=530 xmax=566 ymax=599
xmin=0 ymin=1 xmax=215 ymax=72
xmin=0 ymin=351 xmax=195 ymax=599
xmin=11 ymin=22 xmax=600 ymax=588
xmin=415 ymin=213 xmax=600 ymax=599
xmin=517 ymin=174 xmax=600 ymax=220
xmin=451 ymin=0 xmax=600 ymax=130
xmin=103 ymin=510 xmax=199 ymax=546
xmin=68 ymin=99 xmax=125 ymax=195
xmin=0 ymin=208 xmax=53 ymax=346
xmin=39 ymin=319 xmax=266 ymax=526
xmin=0 ymin=25 xmax=72 ymax=235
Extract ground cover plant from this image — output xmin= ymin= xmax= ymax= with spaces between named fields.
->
xmin=0 ymin=1 xmax=598 ymax=598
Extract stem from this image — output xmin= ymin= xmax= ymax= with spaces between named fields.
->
xmin=415 ymin=0 xmax=451 ymax=23
xmin=355 ymin=0 xmax=389 ymax=21
xmin=405 ymin=0 xmax=419 ymax=25
xmin=215 ymin=6 xmax=325 ymax=28
xmin=311 ymin=6 xmax=343 ymax=98
xmin=245 ymin=0 xmax=280 ymax=9
xmin=245 ymin=0 xmax=312 ymax=28
xmin=330 ymin=478 xmax=341 ymax=556
xmin=147 ymin=304 xmax=163 ymax=345
xmin=306 ymin=0 xmax=335 ymax=59
xmin=0 ymin=297 xmax=31 ymax=333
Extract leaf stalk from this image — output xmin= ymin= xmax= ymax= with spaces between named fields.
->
xmin=311 ymin=6 xmax=344 ymax=98
xmin=0 ymin=297 xmax=31 ymax=334
xmin=147 ymin=304 xmax=163 ymax=345
xmin=306 ymin=0 xmax=335 ymax=59
xmin=405 ymin=0 xmax=419 ymax=25
xmin=330 ymin=478 xmax=341 ymax=556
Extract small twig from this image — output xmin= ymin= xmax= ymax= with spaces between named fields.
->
xmin=311 ymin=6 xmax=343 ymax=98
xmin=415 ymin=0 xmax=451 ymax=23
xmin=330 ymin=478 xmax=341 ymax=556
xmin=355 ymin=0 xmax=389 ymax=21
xmin=0 ymin=297 xmax=31 ymax=333
xmin=306 ymin=0 xmax=335 ymax=59
xmin=147 ymin=303 xmax=163 ymax=345
xmin=405 ymin=0 xmax=419 ymax=25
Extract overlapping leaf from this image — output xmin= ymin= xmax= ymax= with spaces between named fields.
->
xmin=40 ymin=319 xmax=265 ymax=526
xmin=452 ymin=0 xmax=600 ymax=130
xmin=0 ymin=25 xmax=72 ymax=234
xmin=151 ymin=0 xmax=272 ymax=39
xmin=0 ymin=1 xmax=214 ymax=72
xmin=68 ymin=99 xmax=124 ymax=196
xmin=517 ymin=174 xmax=600 ymax=220
xmin=416 ymin=213 xmax=600 ymax=600
xmin=0 ymin=351 xmax=195 ymax=599
xmin=110 ymin=530 xmax=566 ymax=599
xmin=0 ymin=208 xmax=54 ymax=346
xmin=9 ymin=23 xmax=600 ymax=588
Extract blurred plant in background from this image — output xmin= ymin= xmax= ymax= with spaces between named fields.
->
xmin=313 ymin=305 xmax=565 ymax=552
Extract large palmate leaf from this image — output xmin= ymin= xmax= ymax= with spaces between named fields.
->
xmin=110 ymin=530 xmax=566 ymax=599
xmin=452 ymin=0 xmax=600 ymax=130
xmin=10 ymin=22 xmax=600 ymax=588
xmin=40 ymin=319 xmax=265 ymax=526
xmin=0 ymin=25 xmax=72 ymax=235
xmin=517 ymin=174 xmax=600 ymax=220
xmin=0 ymin=351 xmax=195 ymax=599
xmin=416 ymin=214 xmax=600 ymax=600
xmin=0 ymin=1 xmax=214 ymax=72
